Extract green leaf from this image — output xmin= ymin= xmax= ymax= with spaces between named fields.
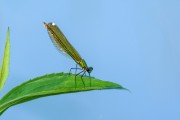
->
xmin=0 ymin=72 xmax=126 ymax=115
xmin=0 ymin=27 xmax=10 ymax=91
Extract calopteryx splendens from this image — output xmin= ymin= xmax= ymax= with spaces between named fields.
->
xmin=43 ymin=22 xmax=93 ymax=87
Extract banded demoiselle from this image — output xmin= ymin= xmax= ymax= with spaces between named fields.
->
xmin=43 ymin=22 xmax=93 ymax=87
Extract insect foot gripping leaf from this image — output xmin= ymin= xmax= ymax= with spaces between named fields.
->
xmin=0 ymin=72 xmax=127 ymax=115
xmin=0 ymin=27 xmax=10 ymax=91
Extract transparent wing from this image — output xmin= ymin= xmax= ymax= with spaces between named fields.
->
xmin=47 ymin=30 xmax=71 ymax=58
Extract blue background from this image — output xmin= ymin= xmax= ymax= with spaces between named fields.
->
xmin=0 ymin=0 xmax=180 ymax=120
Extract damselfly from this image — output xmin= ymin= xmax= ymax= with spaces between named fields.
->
xmin=43 ymin=22 xmax=93 ymax=87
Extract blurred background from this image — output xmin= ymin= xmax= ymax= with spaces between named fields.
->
xmin=0 ymin=0 xmax=180 ymax=120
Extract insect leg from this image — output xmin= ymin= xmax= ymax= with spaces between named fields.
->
xmin=75 ymin=70 xmax=84 ymax=88
xmin=81 ymin=71 xmax=86 ymax=88
xmin=69 ymin=64 xmax=82 ymax=75
xmin=88 ymin=73 xmax=91 ymax=87
xmin=75 ymin=64 xmax=78 ymax=74
xmin=85 ymin=72 xmax=87 ymax=76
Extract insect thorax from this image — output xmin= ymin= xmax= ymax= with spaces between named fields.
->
xmin=79 ymin=59 xmax=88 ymax=69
